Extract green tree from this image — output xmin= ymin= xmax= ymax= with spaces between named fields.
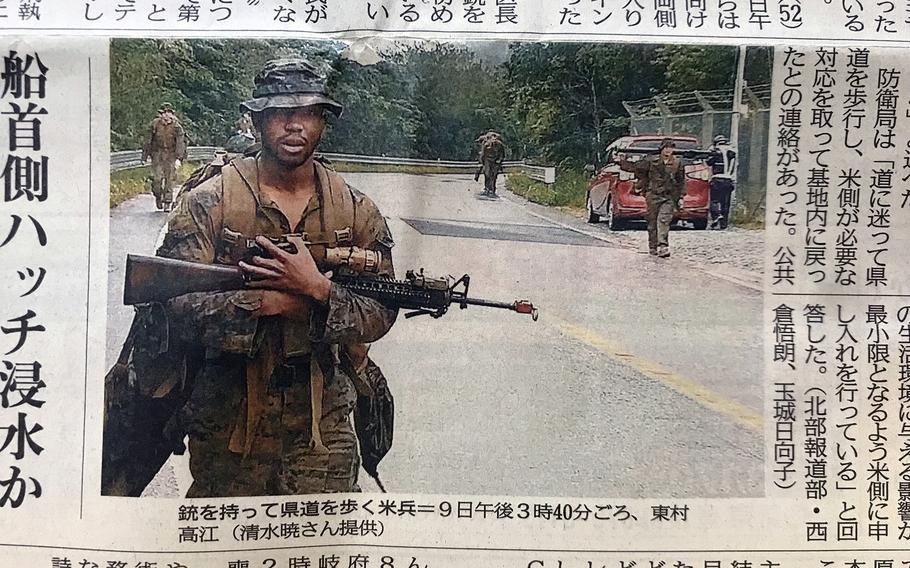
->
xmin=505 ymin=43 xmax=666 ymax=166
xmin=402 ymin=44 xmax=509 ymax=160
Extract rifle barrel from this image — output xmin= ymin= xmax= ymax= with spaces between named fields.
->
xmin=462 ymin=297 xmax=518 ymax=310
xmin=462 ymin=297 xmax=539 ymax=320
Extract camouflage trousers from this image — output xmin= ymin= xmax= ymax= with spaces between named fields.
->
xmin=646 ymin=196 xmax=675 ymax=252
xmin=181 ymin=355 xmax=360 ymax=498
xmin=150 ymin=153 xmax=177 ymax=205
xmin=482 ymin=161 xmax=502 ymax=194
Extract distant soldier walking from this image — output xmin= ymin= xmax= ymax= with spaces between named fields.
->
xmin=143 ymin=102 xmax=187 ymax=210
xmin=475 ymin=131 xmax=506 ymax=196
xmin=621 ymin=138 xmax=686 ymax=258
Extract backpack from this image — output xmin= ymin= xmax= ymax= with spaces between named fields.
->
xmin=101 ymin=303 xmax=197 ymax=496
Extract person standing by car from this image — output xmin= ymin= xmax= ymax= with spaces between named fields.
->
xmin=706 ymin=134 xmax=737 ymax=230
xmin=620 ymin=138 xmax=686 ymax=258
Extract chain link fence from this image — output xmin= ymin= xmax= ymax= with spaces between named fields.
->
xmin=624 ymin=84 xmax=771 ymax=222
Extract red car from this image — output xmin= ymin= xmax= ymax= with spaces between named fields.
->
xmin=586 ymin=134 xmax=711 ymax=230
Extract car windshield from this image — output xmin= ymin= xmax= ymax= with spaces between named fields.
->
xmin=628 ymin=139 xmax=700 ymax=150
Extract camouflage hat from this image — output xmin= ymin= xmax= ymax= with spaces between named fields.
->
xmin=160 ymin=102 xmax=174 ymax=112
xmin=241 ymin=59 xmax=343 ymax=117
xmin=659 ymin=138 xmax=676 ymax=150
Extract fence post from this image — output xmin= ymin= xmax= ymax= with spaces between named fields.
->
xmin=622 ymin=101 xmax=640 ymax=135
xmin=694 ymin=91 xmax=715 ymax=146
xmin=654 ymin=96 xmax=673 ymax=135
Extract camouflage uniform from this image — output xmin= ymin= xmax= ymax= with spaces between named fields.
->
xmin=157 ymin=156 xmax=396 ymax=497
xmin=476 ymin=132 xmax=505 ymax=195
xmin=143 ymin=104 xmax=187 ymax=210
xmin=150 ymin=60 xmax=396 ymax=498
xmin=621 ymin=150 xmax=685 ymax=256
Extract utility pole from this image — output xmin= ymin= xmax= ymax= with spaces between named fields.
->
xmin=728 ymin=45 xmax=747 ymax=227
xmin=730 ymin=45 xmax=747 ymax=148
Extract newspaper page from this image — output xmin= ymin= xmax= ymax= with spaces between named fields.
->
xmin=0 ymin=2 xmax=909 ymax=567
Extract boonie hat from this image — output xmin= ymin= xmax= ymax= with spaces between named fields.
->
xmin=241 ymin=59 xmax=343 ymax=117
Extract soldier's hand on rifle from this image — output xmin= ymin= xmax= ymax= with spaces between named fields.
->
xmin=239 ymin=236 xmax=332 ymax=303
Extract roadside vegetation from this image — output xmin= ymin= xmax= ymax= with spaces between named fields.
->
xmin=110 ymin=162 xmax=198 ymax=208
xmin=505 ymin=170 xmax=588 ymax=209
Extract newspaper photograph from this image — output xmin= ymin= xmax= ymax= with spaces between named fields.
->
xmin=0 ymin=2 xmax=908 ymax=566
xmin=102 ymin=38 xmax=766 ymax=501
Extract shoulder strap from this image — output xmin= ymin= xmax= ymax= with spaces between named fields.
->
xmin=220 ymin=157 xmax=259 ymax=237
xmin=210 ymin=158 xmax=356 ymax=247
xmin=315 ymin=160 xmax=355 ymax=242
xmin=115 ymin=315 xmax=140 ymax=368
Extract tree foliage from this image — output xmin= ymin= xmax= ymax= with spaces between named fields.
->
xmin=111 ymin=39 xmax=771 ymax=165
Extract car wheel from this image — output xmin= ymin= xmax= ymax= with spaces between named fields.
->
xmin=586 ymin=193 xmax=600 ymax=224
xmin=693 ymin=218 xmax=708 ymax=230
xmin=606 ymin=196 xmax=624 ymax=231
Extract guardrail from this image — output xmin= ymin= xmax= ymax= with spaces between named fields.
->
xmin=111 ymin=147 xmax=556 ymax=184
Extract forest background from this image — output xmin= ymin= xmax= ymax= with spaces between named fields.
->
xmin=111 ymin=39 xmax=772 ymax=214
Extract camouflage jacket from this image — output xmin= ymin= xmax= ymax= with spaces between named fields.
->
xmin=620 ymin=154 xmax=686 ymax=201
xmin=143 ymin=113 xmax=187 ymax=161
xmin=478 ymin=138 xmax=505 ymax=165
xmin=157 ymin=156 xmax=398 ymax=360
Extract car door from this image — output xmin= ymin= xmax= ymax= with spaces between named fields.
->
xmin=588 ymin=148 xmax=617 ymax=213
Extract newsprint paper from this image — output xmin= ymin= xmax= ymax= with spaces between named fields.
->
xmin=1 ymin=2 xmax=910 ymax=567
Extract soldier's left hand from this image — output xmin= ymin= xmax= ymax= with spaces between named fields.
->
xmin=240 ymin=236 xmax=332 ymax=303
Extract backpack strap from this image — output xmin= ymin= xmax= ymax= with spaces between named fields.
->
xmin=314 ymin=160 xmax=355 ymax=245
xmin=210 ymin=156 xmax=259 ymax=265
xmin=215 ymin=157 xmax=357 ymax=254
xmin=220 ymin=156 xmax=259 ymax=237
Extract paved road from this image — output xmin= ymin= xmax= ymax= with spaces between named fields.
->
xmin=107 ymin=173 xmax=764 ymax=499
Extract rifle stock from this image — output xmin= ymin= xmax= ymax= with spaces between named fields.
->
xmin=124 ymin=254 xmax=245 ymax=305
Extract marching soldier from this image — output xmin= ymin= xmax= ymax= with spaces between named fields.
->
xmin=621 ymin=138 xmax=686 ymax=258
xmin=142 ymin=102 xmax=187 ymax=211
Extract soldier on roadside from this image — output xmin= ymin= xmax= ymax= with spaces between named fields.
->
xmin=621 ymin=138 xmax=686 ymax=258
xmin=475 ymin=131 xmax=506 ymax=196
xmin=105 ymin=59 xmax=398 ymax=497
xmin=142 ymin=102 xmax=187 ymax=211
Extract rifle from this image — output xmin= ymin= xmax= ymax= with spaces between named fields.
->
xmin=124 ymin=253 xmax=538 ymax=320
xmin=107 ymin=248 xmax=536 ymax=496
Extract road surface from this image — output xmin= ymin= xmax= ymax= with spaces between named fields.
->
xmin=106 ymin=172 xmax=764 ymax=499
